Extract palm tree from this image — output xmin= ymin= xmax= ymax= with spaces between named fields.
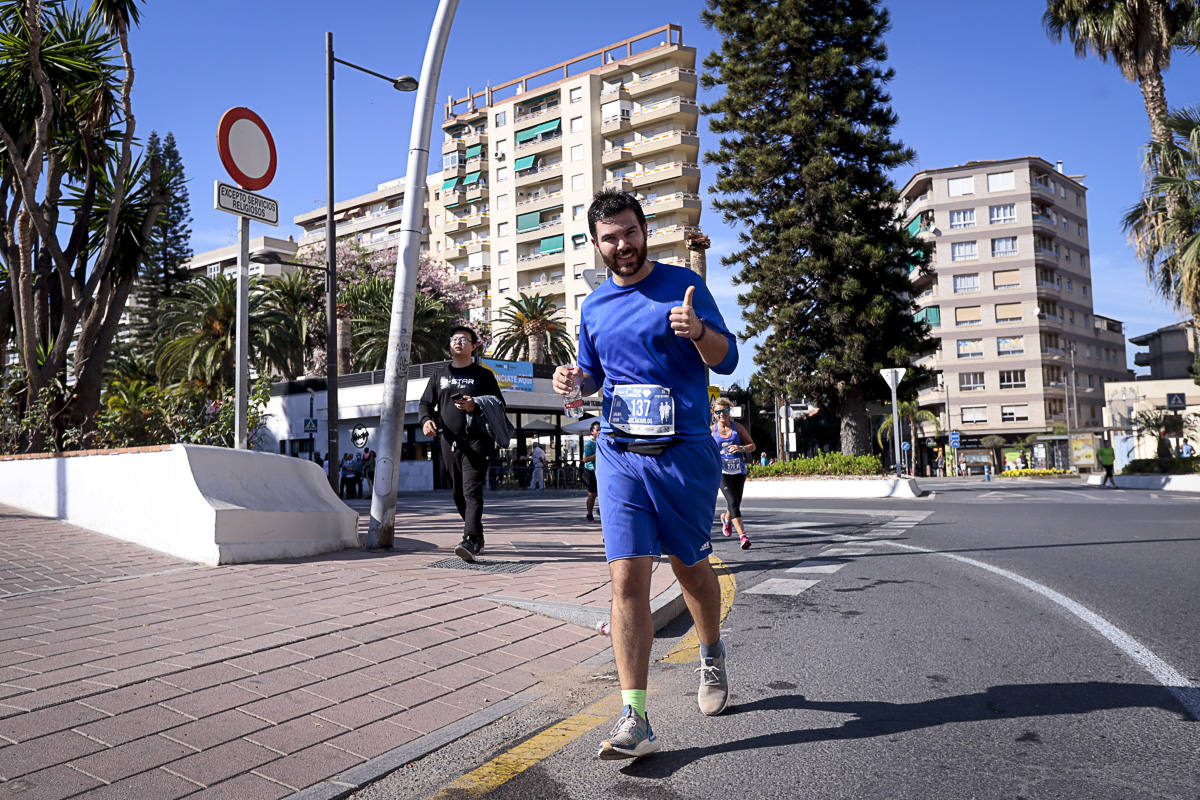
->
xmin=490 ymin=293 xmax=575 ymax=365
xmin=155 ymin=276 xmax=297 ymax=396
xmin=1124 ymin=107 xmax=1200 ymax=320
xmin=876 ymin=401 xmax=940 ymax=474
xmin=1043 ymin=1 xmax=1197 ymax=151
xmin=343 ymin=277 xmax=462 ymax=371
xmin=265 ymin=271 xmax=321 ymax=378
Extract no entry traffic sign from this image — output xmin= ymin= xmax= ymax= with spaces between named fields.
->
xmin=217 ymin=107 xmax=277 ymax=191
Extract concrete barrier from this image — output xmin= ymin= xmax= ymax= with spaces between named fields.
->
xmin=1083 ymin=473 xmax=1200 ymax=492
xmin=742 ymin=476 xmax=923 ymax=499
xmin=0 ymin=445 xmax=358 ymax=565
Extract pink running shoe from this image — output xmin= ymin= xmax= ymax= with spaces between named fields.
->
xmin=739 ymin=533 xmax=751 ymax=550
xmin=721 ymin=513 xmax=733 ymax=537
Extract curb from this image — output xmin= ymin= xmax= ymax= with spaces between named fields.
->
xmin=742 ymin=476 xmax=923 ymax=499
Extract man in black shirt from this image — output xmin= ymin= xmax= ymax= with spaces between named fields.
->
xmin=418 ymin=326 xmax=504 ymax=562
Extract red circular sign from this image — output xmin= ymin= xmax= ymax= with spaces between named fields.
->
xmin=217 ymin=107 xmax=277 ymax=191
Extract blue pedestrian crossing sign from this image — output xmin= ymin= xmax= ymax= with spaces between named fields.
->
xmin=950 ymin=431 xmax=961 ymax=448
xmin=1166 ymin=393 xmax=1186 ymax=410
xmin=303 ymin=418 xmax=319 ymax=433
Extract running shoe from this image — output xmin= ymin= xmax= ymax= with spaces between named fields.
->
xmin=597 ymin=705 xmax=658 ymax=760
xmin=721 ymin=513 xmax=733 ymax=537
xmin=586 ymin=514 xmax=596 ymax=523
xmin=739 ymin=533 xmax=751 ymax=550
xmin=696 ymin=649 xmax=729 ymax=715
xmin=454 ymin=539 xmax=482 ymax=563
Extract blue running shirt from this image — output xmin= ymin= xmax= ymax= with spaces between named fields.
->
xmin=577 ymin=262 xmax=738 ymax=443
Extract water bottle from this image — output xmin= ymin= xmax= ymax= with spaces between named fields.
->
xmin=563 ymin=363 xmax=584 ymax=418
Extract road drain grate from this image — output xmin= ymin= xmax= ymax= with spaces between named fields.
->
xmin=426 ymin=557 xmax=535 ymax=574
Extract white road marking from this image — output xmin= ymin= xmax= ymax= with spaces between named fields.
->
xmin=820 ymin=548 xmax=872 ymax=557
xmin=787 ymin=560 xmax=847 ymax=574
xmin=882 ymin=540 xmax=1200 ymax=721
xmin=745 ymin=578 xmax=820 ymax=596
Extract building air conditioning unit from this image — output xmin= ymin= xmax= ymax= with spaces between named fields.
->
xmin=495 ymin=152 xmax=505 ymax=160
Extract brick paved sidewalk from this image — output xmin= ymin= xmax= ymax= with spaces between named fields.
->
xmin=0 ymin=497 xmax=679 ymax=798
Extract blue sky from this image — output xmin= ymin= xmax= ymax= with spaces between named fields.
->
xmin=128 ymin=0 xmax=1200 ymax=387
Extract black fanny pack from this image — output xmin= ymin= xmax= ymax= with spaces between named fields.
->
xmin=608 ymin=436 xmax=678 ymax=456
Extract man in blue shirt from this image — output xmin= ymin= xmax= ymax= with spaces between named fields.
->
xmin=554 ymin=190 xmax=738 ymax=760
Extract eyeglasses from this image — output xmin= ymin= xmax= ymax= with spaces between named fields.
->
xmin=713 ymin=408 xmax=731 ymax=415
xmin=449 ymin=336 xmax=472 ymax=344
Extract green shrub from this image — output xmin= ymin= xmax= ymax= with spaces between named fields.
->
xmin=747 ymin=451 xmax=882 ymax=478
xmin=1122 ymin=457 xmax=1200 ymax=475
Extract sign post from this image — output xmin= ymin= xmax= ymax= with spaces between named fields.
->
xmin=215 ymin=107 xmax=278 ymax=449
xmin=879 ymin=368 xmax=906 ymax=479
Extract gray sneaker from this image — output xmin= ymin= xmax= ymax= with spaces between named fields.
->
xmin=697 ymin=650 xmax=729 ymax=715
xmin=597 ymin=705 xmax=658 ymax=760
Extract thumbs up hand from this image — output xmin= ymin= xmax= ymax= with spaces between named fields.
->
xmin=669 ymin=284 xmax=704 ymax=341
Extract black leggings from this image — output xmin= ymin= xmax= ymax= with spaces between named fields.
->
xmin=720 ymin=472 xmax=746 ymax=520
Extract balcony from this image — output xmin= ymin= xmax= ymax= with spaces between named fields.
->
xmin=516 ymin=219 xmax=563 ymax=245
xmin=1032 ymin=179 xmax=1055 ymax=197
xmin=601 ymin=112 xmax=632 ymax=134
xmin=1032 ymin=211 xmax=1057 ymax=230
xmin=464 ymin=266 xmax=491 ymax=282
xmin=442 ymin=138 xmax=465 ymax=156
xmin=441 ymin=189 xmax=466 ymax=208
xmin=646 ymin=224 xmax=702 ymax=247
xmin=602 ymin=146 xmax=632 ymax=166
xmin=515 ymin=189 xmax=563 ymax=210
xmin=517 ymin=248 xmax=565 ymax=268
xmin=516 ymin=277 xmax=566 ymax=297
xmin=1033 ymin=246 xmax=1058 ymax=264
xmin=599 ymin=86 xmax=631 ymax=104
xmin=626 ymin=67 xmax=698 ymax=98
xmin=515 ymin=132 xmax=563 ymax=158
xmin=514 ymin=103 xmax=560 ymax=126
xmin=604 ymin=177 xmax=633 ymax=192
xmin=515 ymin=163 xmax=563 ymax=188
xmin=467 ymin=292 xmax=491 ymax=309
xmin=630 ymin=96 xmax=699 ymax=128
xmin=443 ymin=216 xmax=468 ymax=233
xmin=465 ymin=239 xmax=490 ymax=255
xmin=465 ymin=184 xmax=487 ymax=202
xmin=630 ymin=129 xmax=699 ymax=159
xmin=642 ymin=191 xmax=702 ymax=217
xmin=629 ymin=161 xmax=701 ymax=188
xmin=462 ymin=213 xmax=489 ymax=231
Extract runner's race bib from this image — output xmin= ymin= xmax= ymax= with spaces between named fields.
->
xmin=609 ymin=384 xmax=675 ymax=436
xmin=721 ymin=447 xmax=744 ymax=474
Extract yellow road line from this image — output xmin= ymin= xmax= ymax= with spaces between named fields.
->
xmin=662 ymin=553 xmax=736 ymax=664
xmin=423 ymin=554 xmax=736 ymax=798
xmin=423 ymin=694 xmax=623 ymax=800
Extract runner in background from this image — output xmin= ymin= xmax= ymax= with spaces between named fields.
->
xmin=582 ymin=421 xmax=601 ymax=522
xmin=711 ymin=396 xmax=753 ymax=549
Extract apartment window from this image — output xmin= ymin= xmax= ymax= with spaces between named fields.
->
xmin=1000 ymin=404 xmax=1029 ymax=422
xmin=497 ymin=276 xmax=510 ymax=293
xmin=1069 ymin=309 xmax=1076 ymax=324
xmin=993 ymin=269 xmax=1020 ymax=289
xmin=959 ymin=372 xmax=985 ymax=392
xmin=951 ymin=241 xmax=978 ymax=261
xmin=955 ymin=306 xmax=982 ymax=327
xmin=953 ymin=274 xmax=980 ymax=293
xmin=962 ymin=406 xmax=987 ymax=424
xmin=991 ymin=236 xmax=1018 ymax=258
xmin=1062 ymin=216 xmax=1070 ymax=231
xmin=949 ymin=208 xmax=975 ymax=229
xmin=497 ymin=249 xmax=510 ymax=266
xmin=496 ymin=166 xmax=509 ymax=183
xmin=434 ymin=241 xmax=441 ymax=252
xmin=496 ymin=194 xmax=509 ymax=211
xmin=1078 ymin=224 xmax=1084 ymax=237
xmin=443 ymin=153 xmax=461 ymax=170
xmin=497 ymin=222 xmax=510 ymax=237
xmin=571 ymin=173 xmax=585 ymax=191
xmin=999 ymin=369 xmax=1026 ymax=389
xmin=570 ymin=116 xmax=584 ymax=134
xmin=997 ymin=335 xmax=1024 ymax=356
xmin=207 ymin=264 xmax=220 ymax=278
xmin=1059 ymin=184 xmax=1066 ymax=197
xmin=570 ymin=144 xmax=584 ymax=162
xmin=957 ymin=338 xmax=983 ymax=359
xmin=987 ymin=171 xmax=1015 ymax=192
xmin=570 ymin=87 xmax=583 ymax=103
xmin=572 ymin=233 xmax=589 ymax=250
xmin=989 ymin=204 xmax=1016 ymax=225
xmin=1082 ymin=284 xmax=1089 ymax=297
xmin=572 ymin=204 xmax=585 ymax=220
xmin=495 ymin=111 xmax=506 ymax=127
xmin=994 ymin=302 xmax=1022 ymax=323
xmin=948 ymin=176 xmax=974 ymax=196
xmin=914 ymin=305 xmax=941 ymax=327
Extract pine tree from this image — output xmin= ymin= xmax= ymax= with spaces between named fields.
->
xmin=126 ymin=130 xmax=193 ymax=363
xmin=701 ymin=0 xmax=933 ymax=454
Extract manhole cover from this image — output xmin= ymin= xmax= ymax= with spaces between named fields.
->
xmin=426 ymin=557 xmax=534 ymax=574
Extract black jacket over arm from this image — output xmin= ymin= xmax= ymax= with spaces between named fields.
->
xmin=418 ymin=362 xmax=504 ymax=445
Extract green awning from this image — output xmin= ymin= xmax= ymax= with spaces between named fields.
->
xmin=540 ymin=235 xmax=564 ymax=254
xmin=534 ymin=118 xmax=561 ymax=136
xmin=914 ymin=306 xmax=940 ymax=327
xmin=513 ymin=154 xmax=537 ymax=171
xmin=462 ymin=171 xmax=481 ymax=185
xmin=905 ymin=216 xmax=922 ymax=236
xmin=571 ymin=233 xmax=588 ymax=244
xmin=443 ymin=202 xmax=460 ymax=209
xmin=518 ymin=91 xmax=558 ymax=109
xmin=515 ymin=125 xmax=540 ymax=144
xmin=517 ymin=211 xmax=542 ymax=233
xmin=465 ymin=144 xmax=482 ymax=158
xmin=441 ymin=177 xmax=459 ymax=191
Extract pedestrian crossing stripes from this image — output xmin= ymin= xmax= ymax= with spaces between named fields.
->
xmin=744 ymin=512 xmax=930 ymax=596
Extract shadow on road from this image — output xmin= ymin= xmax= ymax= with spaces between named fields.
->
xmin=623 ymin=681 xmax=1196 ymax=778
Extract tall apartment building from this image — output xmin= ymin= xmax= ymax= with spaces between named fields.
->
xmin=429 ymin=23 xmax=703 ymax=338
xmin=293 ymin=176 xmax=432 ymax=256
xmin=899 ymin=157 xmax=1128 ymax=450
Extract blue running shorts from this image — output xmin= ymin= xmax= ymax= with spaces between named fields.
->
xmin=596 ymin=436 xmax=721 ymax=566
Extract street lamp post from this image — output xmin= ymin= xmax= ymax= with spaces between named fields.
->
xmin=367 ymin=0 xmax=460 ymax=549
xmin=320 ymin=31 xmax=418 ymax=492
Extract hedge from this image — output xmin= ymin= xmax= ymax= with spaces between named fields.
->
xmin=747 ymin=451 xmax=882 ymax=478
xmin=997 ymin=468 xmax=1074 ymax=478
xmin=1122 ymin=457 xmax=1200 ymax=475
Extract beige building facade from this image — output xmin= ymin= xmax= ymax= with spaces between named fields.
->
xmin=1129 ymin=320 xmax=1198 ymax=380
xmin=180 ymin=235 xmax=300 ymax=281
xmin=428 ymin=23 xmax=702 ymax=339
xmin=900 ymin=156 xmax=1129 ymax=454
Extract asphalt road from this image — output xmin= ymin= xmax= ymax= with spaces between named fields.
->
xmin=354 ymin=480 xmax=1200 ymax=800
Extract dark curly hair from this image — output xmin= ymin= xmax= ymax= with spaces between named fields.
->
xmin=586 ymin=189 xmax=646 ymax=238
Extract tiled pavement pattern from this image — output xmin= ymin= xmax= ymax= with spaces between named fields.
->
xmin=0 ymin=499 xmax=674 ymax=798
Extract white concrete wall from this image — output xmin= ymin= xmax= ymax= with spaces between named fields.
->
xmin=0 ymin=445 xmax=358 ymax=566
xmin=743 ymin=477 xmax=922 ymax=499
xmin=1084 ymin=473 xmax=1200 ymax=491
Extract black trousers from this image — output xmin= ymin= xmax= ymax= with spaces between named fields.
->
xmin=440 ymin=436 xmax=492 ymax=544
xmin=720 ymin=472 xmax=747 ymax=519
